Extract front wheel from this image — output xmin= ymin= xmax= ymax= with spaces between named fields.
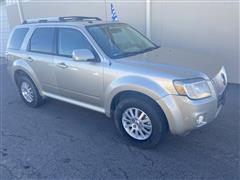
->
xmin=114 ymin=97 xmax=168 ymax=149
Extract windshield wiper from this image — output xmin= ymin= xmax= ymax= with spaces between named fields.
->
xmin=114 ymin=51 xmax=140 ymax=58
xmin=113 ymin=46 xmax=159 ymax=59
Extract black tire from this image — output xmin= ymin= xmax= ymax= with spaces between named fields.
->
xmin=114 ymin=97 xmax=168 ymax=149
xmin=17 ymin=75 xmax=44 ymax=108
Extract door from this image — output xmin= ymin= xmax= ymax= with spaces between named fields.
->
xmin=54 ymin=28 xmax=104 ymax=107
xmin=27 ymin=27 xmax=59 ymax=94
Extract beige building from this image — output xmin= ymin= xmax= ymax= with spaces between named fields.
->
xmin=2 ymin=0 xmax=239 ymax=83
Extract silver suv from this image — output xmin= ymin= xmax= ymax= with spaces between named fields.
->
xmin=6 ymin=16 xmax=227 ymax=148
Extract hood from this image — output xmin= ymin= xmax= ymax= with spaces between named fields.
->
xmin=116 ymin=47 xmax=223 ymax=80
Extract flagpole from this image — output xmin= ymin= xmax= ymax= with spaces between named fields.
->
xmin=17 ymin=0 xmax=25 ymax=23
xmin=104 ymin=0 xmax=108 ymax=21
xmin=146 ymin=0 xmax=151 ymax=39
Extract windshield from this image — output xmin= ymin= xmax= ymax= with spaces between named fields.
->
xmin=87 ymin=23 xmax=159 ymax=59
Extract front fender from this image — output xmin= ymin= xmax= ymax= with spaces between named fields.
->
xmin=104 ymin=76 xmax=168 ymax=117
xmin=12 ymin=59 xmax=43 ymax=95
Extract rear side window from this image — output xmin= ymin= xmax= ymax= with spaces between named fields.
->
xmin=9 ymin=28 xmax=29 ymax=50
xmin=29 ymin=28 xmax=55 ymax=54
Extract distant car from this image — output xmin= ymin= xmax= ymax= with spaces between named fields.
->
xmin=6 ymin=16 xmax=227 ymax=148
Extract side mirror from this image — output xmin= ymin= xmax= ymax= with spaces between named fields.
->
xmin=72 ymin=49 xmax=95 ymax=62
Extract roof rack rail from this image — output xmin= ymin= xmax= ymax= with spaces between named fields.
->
xmin=59 ymin=16 xmax=102 ymax=21
xmin=22 ymin=16 xmax=102 ymax=24
xmin=22 ymin=17 xmax=59 ymax=24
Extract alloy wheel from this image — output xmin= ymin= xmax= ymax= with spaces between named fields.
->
xmin=21 ymin=81 xmax=34 ymax=103
xmin=121 ymin=107 xmax=152 ymax=140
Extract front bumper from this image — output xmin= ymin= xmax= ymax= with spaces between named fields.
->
xmin=157 ymin=92 xmax=225 ymax=135
xmin=157 ymin=67 xmax=227 ymax=135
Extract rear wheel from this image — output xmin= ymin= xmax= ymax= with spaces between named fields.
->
xmin=114 ymin=97 xmax=168 ymax=149
xmin=17 ymin=75 xmax=44 ymax=108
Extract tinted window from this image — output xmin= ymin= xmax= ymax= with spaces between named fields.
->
xmin=58 ymin=28 xmax=93 ymax=57
xmin=29 ymin=28 xmax=55 ymax=54
xmin=9 ymin=28 xmax=29 ymax=50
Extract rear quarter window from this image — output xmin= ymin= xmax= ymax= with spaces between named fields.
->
xmin=8 ymin=28 xmax=29 ymax=50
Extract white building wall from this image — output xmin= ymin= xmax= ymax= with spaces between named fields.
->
xmin=4 ymin=0 xmax=240 ymax=83
xmin=111 ymin=0 xmax=146 ymax=34
xmin=22 ymin=0 xmax=106 ymax=21
xmin=151 ymin=1 xmax=239 ymax=84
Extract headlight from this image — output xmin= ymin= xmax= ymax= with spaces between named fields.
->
xmin=173 ymin=78 xmax=211 ymax=100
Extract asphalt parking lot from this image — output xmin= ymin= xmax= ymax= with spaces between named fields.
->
xmin=0 ymin=60 xmax=239 ymax=179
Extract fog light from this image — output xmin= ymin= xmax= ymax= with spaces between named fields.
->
xmin=196 ymin=115 xmax=207 ymax=127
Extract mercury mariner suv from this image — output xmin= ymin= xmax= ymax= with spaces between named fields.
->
xmin=6 ymin=16 xmax=227 ymax=148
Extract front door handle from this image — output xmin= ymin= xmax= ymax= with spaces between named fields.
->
xmin=57 ymin=62 xmax=68 ymax=69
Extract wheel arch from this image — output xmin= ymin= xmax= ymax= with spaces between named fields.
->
xmin=105 ymin=76 xmax=168 ymax=116
xmin=14 ymin=69 xmax=31 ymax=85
xmin=109 ymin=90 xmax=169 ymax=129
xmin=12 ymin=60 xmax=43 ymax=95
xmin=104 ymin=76 xmax=171 ymax=130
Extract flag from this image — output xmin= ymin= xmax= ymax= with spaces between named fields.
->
xmin=111 ymin=3 xmax=118 ymax=21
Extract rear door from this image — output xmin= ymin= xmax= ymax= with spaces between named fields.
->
xmin=26 ymin=27 xmax=59 ymax=94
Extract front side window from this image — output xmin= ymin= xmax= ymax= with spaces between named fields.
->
xmin=29 ymin=27 xmax=55 ymax=54
xmin=9 ymin=28 xmax=29 ymax=50
xmin=57 ymin=28 xmax=94 ymax=57
xmin=87 ymin=23 xmax=158 ymax=59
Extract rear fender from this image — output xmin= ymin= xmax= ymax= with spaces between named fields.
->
xmin=12 ymin=59 xmax=43 ymax=95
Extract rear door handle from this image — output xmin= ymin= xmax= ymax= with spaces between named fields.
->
xmin=57 ymin=62 xmax=68 ymax=69
xmin=26 ymin=57 xmax=33 ymax=62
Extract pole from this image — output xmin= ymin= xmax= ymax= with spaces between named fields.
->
xmin=146 ymin=0 xmax=151 ymax=39
xmin=17 ymin=0 xmax=24 ymax=23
